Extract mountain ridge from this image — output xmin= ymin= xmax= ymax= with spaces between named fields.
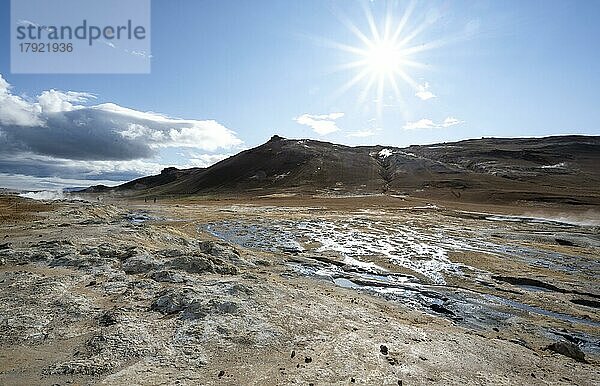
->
xmin=86 ymin=134 xmax=600 ymax=205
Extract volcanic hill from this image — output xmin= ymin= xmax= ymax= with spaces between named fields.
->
xmin=88 ymin=135 xmax=600 ymax=205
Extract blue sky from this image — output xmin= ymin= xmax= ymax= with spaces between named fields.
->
xmin=0 ymin=0 xmax=599 ymax=189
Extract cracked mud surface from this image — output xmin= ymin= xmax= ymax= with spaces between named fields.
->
xmin=0 ymin=195 xmax=598 ymax=385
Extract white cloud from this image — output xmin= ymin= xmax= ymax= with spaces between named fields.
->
xmin=0 ymin=74 xmax=43 ymax=126
xmin=442 ymin=117 xmax=461 ymax=126
xmin=72 ymin=159 xmax=165 ymax=177
xmin=415 ymin=82 xmax=436 ymax=101
xmin=403 ymin=116 xmax=463 ymax=130
xmin=294 ymin=112 xmax=344 ymax=135
xmin=0 ymin=75 xmax=9 ymax=94
xmin=403 ymin=119 xmax=437 ymax=130
xmin=92 ymin=103 xmax=242 ymax=151
xmin=0 ymin=73 xmax=245 ymax=189
xmin=91 ymin=102 xmax=170 ymax=122
xmin=117 ymin=121 xmax=240 ymax=151
xmin=38 ymin=89 xmax=95 ymax=113
xmin=165 ymin=122 xmax=240 ymax=150
xmin=0 ymin=75 xmax=96 ymax=123
xmin=0 ymin=74 xmax=243 ymax=157
xmin=120 ymin=123 xmax=155 ymax=140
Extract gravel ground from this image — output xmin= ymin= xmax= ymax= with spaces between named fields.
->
xmin=0 ymin=194 xmax=598 ymax=385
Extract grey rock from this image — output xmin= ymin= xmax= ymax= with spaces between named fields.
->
xmin=49 ymin=255 xmax=92 ymax=268
xmin=122 ymin=254 xmax=160 ymax=274
xmin=79 ymin=219 xmax=105 ymax=225
xmin=380 ymin=345 xmax=389 ymax=355
xmin=182 ymin=300 xmax=211 ymax=319
xmin=47 ymin=323 xmax=156 ymax=377
xmin=555 ymin=238 xmax=576 ymax=247
xmin=79 ymin=246 xmax=98 ymax=255
xmin=209 ymin=299 xmax=239 ymax=314
xmin=227 ymin=283 xmax=253 ymax=296
xmin=167 ymin=255 xmax=238 ymax=275
xmin=151 ymin=288 xmax=240 ymax=320
xmin=167 ymin=255 xmax=212 ymax=274
xmin=151 ymin=270 xmax=186 ymax=283
xmin=157 ymin=249 xmax=187 ymax=258
xmin=46 ymin=359 xmax=114 ymax=376
xmin=102 ymin=279 xmax=130 ymax=295
xmin=430 ymin=303 xmax=455 ymax=316
xmin=546 ymin=341 xmax=587 ymax=363
xmin=98 ymin=243 xmax=137 ymax=260
xmin=29 ymin=250 xmax=53 ymax=262
xmin=151 ymin=288 xmax=197 ymax=314
xmin=213 ymin=261 xmax=238 ymax=275
xmin=97 ymin=310 xmax=119 ymax=327
xmin=198 ymin=241 xmax=247 ymax=266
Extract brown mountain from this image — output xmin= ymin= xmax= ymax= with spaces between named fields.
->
xmin=87 ymin=135 xmax=600 ymax=205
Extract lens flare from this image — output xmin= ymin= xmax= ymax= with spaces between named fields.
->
xmin=327 ymin=1 xmax=442 ymax=118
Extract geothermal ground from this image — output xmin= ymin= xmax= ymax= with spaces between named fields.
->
xmin=0 ymin=194 xmax=598 ymax=385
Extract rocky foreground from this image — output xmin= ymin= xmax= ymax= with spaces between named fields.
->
xmin=0 ymin=195 xmax=598 ymax=385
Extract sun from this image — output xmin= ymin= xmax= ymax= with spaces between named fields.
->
xmin=364 ymin=40 xmax=404 ymax=76
xmin=327 ymin=2 xmax=440 ymax=117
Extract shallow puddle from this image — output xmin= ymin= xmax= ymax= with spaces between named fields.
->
xmin=201 ymin=209 xmax=600 ymax=355
xmin=205 ymin=218 xmax=463 ymax=284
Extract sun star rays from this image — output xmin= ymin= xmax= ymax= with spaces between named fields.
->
xmin=328 ymin=1 xmax=441 ymax=119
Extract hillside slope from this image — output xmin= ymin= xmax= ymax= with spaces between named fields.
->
xmin=88 ymin=135 xmax=600 ymax=205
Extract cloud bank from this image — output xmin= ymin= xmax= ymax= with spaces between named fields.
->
xmin=0 ymin=74 xmax=243 ymax=189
